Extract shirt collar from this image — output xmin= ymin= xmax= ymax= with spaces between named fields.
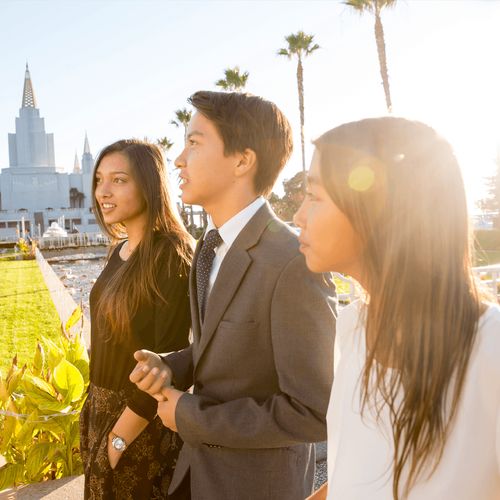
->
xmin=205 ymin=197 xmax=265 ymax=249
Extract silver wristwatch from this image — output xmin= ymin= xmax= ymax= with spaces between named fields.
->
xmin=110 ymin=432 xmax=127 ymax=452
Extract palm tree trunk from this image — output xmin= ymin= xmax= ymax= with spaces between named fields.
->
xmin=296 ymin=55 xmax=307 ymax=193
xmin=374 ymin=2 xmax=392 ymax=113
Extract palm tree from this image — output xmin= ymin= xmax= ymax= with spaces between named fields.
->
xmin=278 ymin=31 xmax=319 ymax=191
xmin=170 ymin=108 xmax=192 ymax=140
xmin=215 ymin=67 xmax=249 ymax=92
xmin=156 ymin=136 xmax=174 ymax=153
xmin=345 ymin=0 xmax=396 ymax=112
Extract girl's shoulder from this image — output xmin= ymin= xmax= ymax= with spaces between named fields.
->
xmin=336 ymin=299 xmax=365 ymax=351
xmin=153 ymin=232 xmax=192 ymax=275
xmin=101 ymin=240 xmax=126 ymax=269
xmin=474 ymin=303 xmax=500 ymax=378
xmin=477 ymin=303 xmax=500 ymax=338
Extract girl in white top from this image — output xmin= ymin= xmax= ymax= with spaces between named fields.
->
xmin=294 ymin=117 xmax=500 ymax=500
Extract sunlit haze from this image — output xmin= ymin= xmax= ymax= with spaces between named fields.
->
xmin=1 ymin=0 xmax=499 ymax=210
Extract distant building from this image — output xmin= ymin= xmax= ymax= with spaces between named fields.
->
xmin=0 ymin=65 xmax=99 ymax=238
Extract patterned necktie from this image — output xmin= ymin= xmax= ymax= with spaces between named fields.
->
xmin=196 ymin=229 xmax=223 ymax=322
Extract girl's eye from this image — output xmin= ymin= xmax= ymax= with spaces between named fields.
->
xmin=188 ymin=139 xmax=197 ymax=146
xmin=306 ymin=191 xmax=318 ymax=201
xmin=95 ymin=177 xmax=102 ymax=184
xmin=114 ymin=177 xmax=126 ymax=183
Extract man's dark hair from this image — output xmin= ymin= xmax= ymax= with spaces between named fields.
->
xmin=188 ymin=91 xmax=293 ymax=196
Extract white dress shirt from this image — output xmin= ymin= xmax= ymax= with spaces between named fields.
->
xmin=327 ymin=301 xmax=500 ymax=499
xmin=203 ymin=196 xmax=265 ymax=297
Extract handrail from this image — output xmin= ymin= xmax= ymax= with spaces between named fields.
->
xmin=35 ymin=232 xmax=110 ymax=249
xmin=473 ymin=264 xmax=500 ymax=298
xmin=334 ymin=265 xmax=500 ymax=305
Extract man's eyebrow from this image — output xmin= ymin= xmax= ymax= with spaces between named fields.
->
xmin=187 ymin=131 xmax=204 ymax=139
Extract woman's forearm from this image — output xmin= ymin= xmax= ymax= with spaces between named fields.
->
xmin=110 ymin=406 xmax=149 ymax=444
xmin=107 ymin=406 xmax=150 ymax=468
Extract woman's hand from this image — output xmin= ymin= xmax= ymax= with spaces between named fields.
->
xmin=129 ymin=350 xmax=172 ymax=401
xmin=106 ymin=407 xmax=149 ymax=469
xmin=306 ymin=482 xmax=328 ymax=500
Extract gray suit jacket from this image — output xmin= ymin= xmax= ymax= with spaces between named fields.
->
xmin=165 ymin=203 xmax=336 ymax=499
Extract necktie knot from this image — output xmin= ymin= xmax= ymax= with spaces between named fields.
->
xmin=203 ymin=229 xmax=223 ymax=254
xmin=196 ymin=229 xmax=223 ymax=322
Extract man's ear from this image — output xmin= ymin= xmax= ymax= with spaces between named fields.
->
xmin=234 ymin=148 xmax=257 ymax=178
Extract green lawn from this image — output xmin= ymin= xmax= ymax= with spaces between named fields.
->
xmin=474 ymin=250 xmax=500 ymax=267
xmin=0 ymin=260 xmax=61 ymax=374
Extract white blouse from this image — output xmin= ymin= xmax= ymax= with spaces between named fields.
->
xmin=327 ymin=301 xmax=500 ymax=500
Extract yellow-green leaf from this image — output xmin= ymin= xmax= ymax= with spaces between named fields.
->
xmin=65 ymin=306 xmax=83 ymax=332
xmin=0 ymin=462 xmax=24 ymax=490
xmin=53 ymin=360 xmax=84 ymax=403
xmin=24 ymin=374 xmax=56 ymax=398
xmin=33 ymin=342 xmax=45 ymax=375
xmin=26 ymin=442 xmax=53 ymax=478
xmin=73 ymin=358 xmax=90 ymax=384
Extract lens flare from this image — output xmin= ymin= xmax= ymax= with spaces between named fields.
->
xmin=348 ymin=165 xmax=375 ymax=192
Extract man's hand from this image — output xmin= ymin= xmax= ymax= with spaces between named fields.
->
xmin=129 ymin=350 xmax=173 ymax=401
xmin=157 ymin=386 xmax=184 ymax=432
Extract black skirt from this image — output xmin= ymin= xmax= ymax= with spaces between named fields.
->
xmin=80 ymin=383 xmax=182 ymax=499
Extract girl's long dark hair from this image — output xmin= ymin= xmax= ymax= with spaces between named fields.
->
xmin=315 ymin=118 xmax=484 ymax=499
xmin=91 ymin=139 xmax=192 ymax=342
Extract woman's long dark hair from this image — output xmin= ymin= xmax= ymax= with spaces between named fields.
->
xmin=91 ymin=139 xmax=192 ymax=341
xmin=315 ymin=118 xmax=484 ymax=499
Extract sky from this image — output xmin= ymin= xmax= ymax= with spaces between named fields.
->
xmin=1 ymin=0 xmax=499 ymax=209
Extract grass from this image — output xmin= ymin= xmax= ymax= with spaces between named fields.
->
xmin=474 ymin=250 xmax=500 ymax=267
xmin=0 ymin=260 xmax=61 ymax=374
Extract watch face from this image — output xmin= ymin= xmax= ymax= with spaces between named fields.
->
xmin=112 ymin=436 xmax=126 ymax=451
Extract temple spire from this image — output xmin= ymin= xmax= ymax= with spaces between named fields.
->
xmin=83 ymin=132 xmax=91 ymax=154
xmin=81 ymin=132 xmax=94 ymax=174
xmin=22 ymin=63 xmax=37 ymax=108
xmin=73 ymin=151 xmax=81 ymax=173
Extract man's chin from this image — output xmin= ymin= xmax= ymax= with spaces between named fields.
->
xmin=180 ymin=193 xmax=195 ymax=205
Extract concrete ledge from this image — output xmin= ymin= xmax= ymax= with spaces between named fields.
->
xmin=0 ymin=475 xmax=84 ymax=499
xmin=34 ymin=248 xmax=90 ymax=347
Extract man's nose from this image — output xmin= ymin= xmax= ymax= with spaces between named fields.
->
xmin=174 ymin=150 xmax=186 ymax=169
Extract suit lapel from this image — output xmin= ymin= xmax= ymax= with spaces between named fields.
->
xmin=195 ymin=248 xmax=251 ymax=363
xmin=194 ymin=202 xmax=278 ymax=365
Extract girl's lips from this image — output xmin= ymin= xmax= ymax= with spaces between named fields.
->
xmin=298 ymin=239 xmax=309 ymax=253
xmin=101 ymin=203 xmax=116 ymax=212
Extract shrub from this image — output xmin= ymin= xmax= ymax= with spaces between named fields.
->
xmin=0 ymin=308 xmax=89 ymax=490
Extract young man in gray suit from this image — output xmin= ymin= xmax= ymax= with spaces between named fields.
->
xmin=130 ymin=91 xmax=336 ymax=500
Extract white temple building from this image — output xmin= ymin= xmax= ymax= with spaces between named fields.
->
xmin=0 ymin=65 xmax=99 ymax=238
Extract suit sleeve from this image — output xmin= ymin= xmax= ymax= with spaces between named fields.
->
xmin=174 ymin=254 xmax=337 ymax=448
xmin=163 ymin=344 xmax=194 ymax=391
